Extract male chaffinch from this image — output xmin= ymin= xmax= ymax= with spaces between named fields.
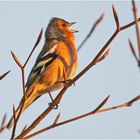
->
xmin=7 ymin=17 xmax=78 ymax=129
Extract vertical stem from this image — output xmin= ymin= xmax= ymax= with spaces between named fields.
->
xmin=132 ymin=0 xmax=140 ymax=59
xmin=21 ymin=68 xmax=26 ymax=97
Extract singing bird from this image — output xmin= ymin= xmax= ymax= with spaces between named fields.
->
xmin=7 ymin=17 xmax=78 ymax=129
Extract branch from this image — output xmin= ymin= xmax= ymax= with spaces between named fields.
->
xmin=0 ymin=113 xmax=7 ymax=133
xmin=77 ymin=13 xmax=104 ymax=51
xmin=132 ymin=0 xmax=140 ymax=59
xmin=53 ymin=112 xmax=61 ymax=125
xmin=11 ymin=105 xmax=16 ymax=139
xmin=10 ymin=29 xmax=42 ymax=139
xmin=11 ymin=52 xmax=25 ymax=97
xmin=97 ymin=94 xmax=140 ymax=113
xmin=23 ymin=28 xmax=43 ymax=68
xmin=23 ymin=95 xmax=110 ymax=139
xmin=112 ymin=5 xmax=120 ymax=30
xmin=0 ymin=70 xmax=10 ymax=80
xmin=24 ymin=94 xmax=140 ymax=139
xmin=128 ymin=39 xmax=139 ymax=63
xmin=98 ymin=48 xmax=110 ymax=62
xmin=16 ymin=14 xmax=140 ymax=139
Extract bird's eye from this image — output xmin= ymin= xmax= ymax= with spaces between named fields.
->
xmin=62 ymin=23 xmax=66 ymax=27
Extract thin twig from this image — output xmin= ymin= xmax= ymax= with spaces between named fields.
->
xmin=16 ymin=16 xmax=140 ymax=139
xmin=11 ymin=101 xmax=25 ymax=139
xmin=23 ymin=28 xmax=43 ymax=68
xmin=21 ymin=124 xmax=28 ymax=133
xmin=10 ymin=29 xmax=43 ymax=138
xmin=128 ymin=39 xmax=139 ymax=62
xmin=0 ymin=113 xmax=7 ymax=133
xmin=11 ymin=52 xmax=22 ymax=69
xmin=11 ymin=52 xmax=26 ymax=97
xmin=24 ymin=94 xmax=140 ymax=139
xmin=13 ymin=105 xmax=16 ymax=123
xmin=77 ymin=13 xmax=104 ymax=51
xmin=98 ymin=49 xmax=110 ymax=62
xmin=53 ymin=112 xmax=61 ymax=125
xmin=120 ymin=18 xmax=140 ymax=31
xmin=112 ymin=5 xmax=120 ymax=30
xmin=0 ymin=70 xmax=10 ymax=80
xmin=11 ymin=105 xmax=16 ymax=139
xmin=24 ymin=95 xmax=110 ymax=139
xmin=10 ymin=53 xmax=26 ymax=138
xmin=132 ymin=0 xmax=140 ymax=59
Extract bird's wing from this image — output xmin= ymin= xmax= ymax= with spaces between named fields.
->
xmin=26 ymin=39 xmax=59 ymax=91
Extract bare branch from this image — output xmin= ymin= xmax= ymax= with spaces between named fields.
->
xmin=0 ymin=70 xmax=10 ymax=80
xmin=0 ymin=113 xmax=7 ymax=133
xmin=11 ymin=51 xmax=23 ymax=69
xmin=98 ymin=49 xmax=110 ymax=62
xmin=13 ymin=105 xmax=16 ymax=123
xmin=23 ymin=28 xmax=43 ymax=68
xmin=11 ymin=51 xmax=26 ymax=98
xmin=23 ymin=95 xmax=110 ymax=139
xmin=132 ymin=0 xmax=140 ymax=59
xmin=120 ymin=18 xmax=140 ymax=31
xmin=53 ymin=112 xmax=61 ymax=125
xmin=16 ymin=16 xmax=140 ymax=139
xmin=97 ymin=94 xmax=140 ymax=113
xmin=21 ymin=124 xmax=28 ymax=133
xmin=11 ymin=101 xmax=25 ymax=139
xmin=24 ymin=94 xmax=140 ymax=139
xmin=9 ymin=29 xmax=43 ymax=138
xmin=77 ymin=13 xmax=104 ymax=51
xmin=128 ymin=39 xmax=139 ymax=62
xmin=112 ymin=5 xmax=120 ymax=30
xmin=11 ymin=105 xmax=16 ymax=139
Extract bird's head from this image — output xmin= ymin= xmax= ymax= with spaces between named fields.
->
xmin=45 ymin=17 xmax=78 ymax=41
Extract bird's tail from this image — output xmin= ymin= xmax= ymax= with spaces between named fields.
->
xmin=6 ymin=87 xmax=38 ymax=129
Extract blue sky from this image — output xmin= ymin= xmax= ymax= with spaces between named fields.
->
xmin=0 ymin=1 xmax=140 ymax=139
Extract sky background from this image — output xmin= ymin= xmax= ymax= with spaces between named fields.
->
xmin=0 ymin=1 xmax=140 ymax=139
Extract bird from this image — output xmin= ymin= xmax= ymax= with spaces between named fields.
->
xmin=7 ymin=17 xmax=78 ymax=129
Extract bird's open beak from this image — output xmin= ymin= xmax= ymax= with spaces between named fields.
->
xmin=69 ymin=22 xmax=76 ymax=26
xmin=68 ymin=22 xmax=79 ymax=33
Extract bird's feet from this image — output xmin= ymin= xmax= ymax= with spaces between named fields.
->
xmin=48 ymin=92 xmax=59 ymax=109
xmin=48 ymin=102 xmax=59 ymax=109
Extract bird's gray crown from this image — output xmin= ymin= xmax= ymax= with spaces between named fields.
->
xmin=45 ymin=17 xmax=69 ymax=41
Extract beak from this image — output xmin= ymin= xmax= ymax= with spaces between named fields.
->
xmin=68 ymin=22 xmax=79 ymax=33
xmin=68 ymin=22 xmax=76 ymax=26
xmin=70 ymin=29 xmax=79 ymax=33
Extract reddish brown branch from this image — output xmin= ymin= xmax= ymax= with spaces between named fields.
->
xmin=11 ymin=101 xmax=25 ymax=139
xmin=24 ymin=95 xmax=110 ymax=139
xmin=53 ymin=112 xmax=61 ymax=125
xmin=0 ymin=70 xmax=10 ymax=80
xmin=16 ymin=16 xmax=140 ymax=139
xmin=132 ymin=0 xmax=140 ymax=59
xmin=120 ymin=18 xmax=140 ymax=31
xmin=24 ymin=94 xmax=140 ymax=139
xmin=11 ymin=52 xmax=22 ymax=69
xmin=98 ymin=48 xmax=110 ymax=62
xmin=0 ymin=113 xmax=7 ymax=133
xmin=10 ymin=29 xmax=43 ymax=139
xmin=23 ymin=28 xmax=43 ymax=68
xmin=128 ymin=39 xmax=139 ymax=63
xmin=21 ymin=124 xmax=28 ymax=133
xmin=11 ymin=105 xmax=16 ymax=139
xmin=77 ymin=13 xmax=104 ymax=51
xmin=11 ymin=52 xmax=26 ymax=97
xmin=112 ymin=5 xmax=120 ymax=30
